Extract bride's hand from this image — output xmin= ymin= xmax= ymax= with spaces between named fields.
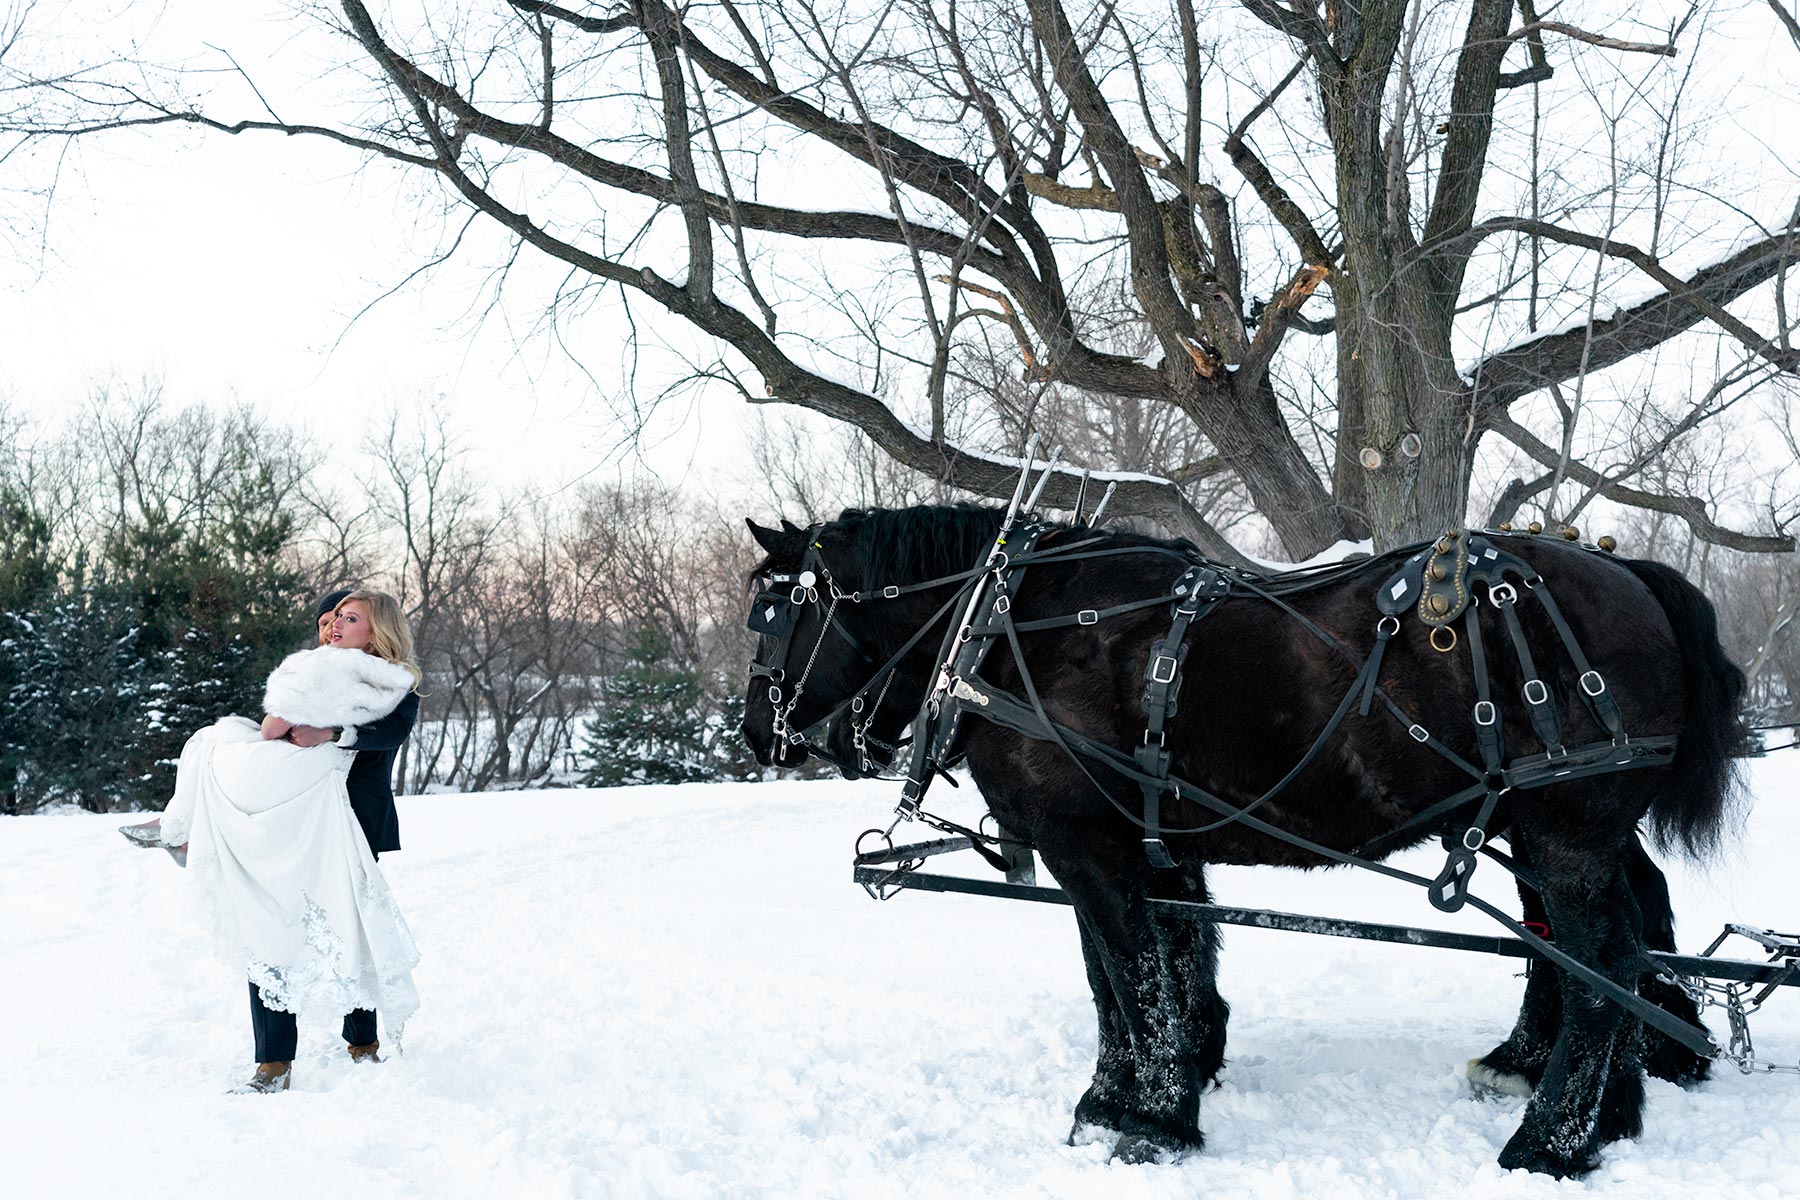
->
xmin=287 ymin=725 xmax=336 ymax=748
xmin=261 ymin=715 xmax=294 ymax=741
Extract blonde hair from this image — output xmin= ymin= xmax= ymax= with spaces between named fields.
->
xmin=337 ymin=589 xmax=423 ymax=689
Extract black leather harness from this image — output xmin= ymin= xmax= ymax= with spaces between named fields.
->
xmin=747 ymin=524 xmax=1711 ymax=1061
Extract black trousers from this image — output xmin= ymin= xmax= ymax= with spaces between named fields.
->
xmin=246 ymin=844 xmax=383 ymax=1062
xmin=249 ymin=983 xmax=377 ymax=1062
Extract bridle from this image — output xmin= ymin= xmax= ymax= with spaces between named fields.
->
xmin=746 ymin=534 xmax=888 ymax=771
xmin=744 ymin=531 xmax=982 ymax=773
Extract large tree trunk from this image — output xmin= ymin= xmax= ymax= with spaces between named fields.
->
xmin=1321 ymin=1 xmax=1485 ymax=551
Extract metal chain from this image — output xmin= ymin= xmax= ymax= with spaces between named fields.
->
xmin=1670 ymin=972 xmax=1800 ymax=1074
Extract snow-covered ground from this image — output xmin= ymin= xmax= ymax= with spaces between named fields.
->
xmin=3 ymin=755 xmax=1797 ymax=1200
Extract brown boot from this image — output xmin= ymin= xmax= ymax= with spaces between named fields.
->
xmin=348 ymin=1040 xmax=381 ymax=1064
xmin=233 ymin=1062 xmax=291 ymax=1094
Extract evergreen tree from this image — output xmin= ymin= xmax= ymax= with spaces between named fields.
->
xmin=101 ymin=459 xmax=309 ymax=805
xmin=0 ymin=488 xmax=59 ymax=814
xmin=704 ymin=691 xmax=765 ymax=783
xmin=579 ymin=622 xmax=713 ymax=787
xmin=4 ymin=583 xmax=149 ymax=813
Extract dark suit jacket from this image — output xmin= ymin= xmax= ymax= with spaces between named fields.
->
xmin=340 ymin=690 xmax=419 ymax=855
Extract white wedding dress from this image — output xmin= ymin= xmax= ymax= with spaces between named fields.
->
xmin=158 ymin=647 xmax=421 ymax=1032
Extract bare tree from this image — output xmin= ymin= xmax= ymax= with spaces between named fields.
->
xmin=361 ymin=403 xmax=508 ymax=787
xmin=6 ymin=1 xmax=1799 ymax=555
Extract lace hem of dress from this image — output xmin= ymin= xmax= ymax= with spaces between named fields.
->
xmin=191 ymin=852 xmax=421 ymax=1038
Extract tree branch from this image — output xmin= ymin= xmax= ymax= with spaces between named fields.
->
xmin=1506 ymin=19 xmax=1682 ymax=57
xmin=505 ymin=1 xmax=634 ymax=35
xmin=1467 ymin=218 xmax=1800 ymax=413
xmin=1487 ymin=412 xmax=1795 ymax=551
xmin=1770 ymin=0 xmax=1800 ymax=52
xmin=1023 ymin=0 xmax=1192 ymax=355
xmin=1240 ymin=263 xmax=1328 ymax=381
xmin=1238 ymin=1 xmax=1340 ymax=71
xmin=1419 ymin=0 xmax=1518 ymax=277
xmin=1223 ymin=52 xmax=1332 ymax=265
xmin=640 ymin=1 xmax=713 ymax=302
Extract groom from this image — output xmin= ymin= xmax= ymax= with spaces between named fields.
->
xmin=283 ymin=588 xmax=416 ymax=856
xmin=243 ymin=588 xmax=421 ymax=1093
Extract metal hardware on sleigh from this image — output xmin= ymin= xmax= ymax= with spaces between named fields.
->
xmin=1672 ymin=925 xmax=1800 ymax=1074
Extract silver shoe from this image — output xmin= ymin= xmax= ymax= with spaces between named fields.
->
xmin=118 ymin=819 xmax=163 ymax=848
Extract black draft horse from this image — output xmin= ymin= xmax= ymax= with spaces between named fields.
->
xmin=741 ymin=505 xmax=1743 ymax=1178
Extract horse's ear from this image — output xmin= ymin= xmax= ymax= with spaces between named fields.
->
xmin=779 ymin=518 xmax=804 ymax=535
xmin=746 ymin=519 xmax=803 ymax=557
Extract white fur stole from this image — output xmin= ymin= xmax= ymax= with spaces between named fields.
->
xmin=262 ymin=646 xmax=415 ymax=729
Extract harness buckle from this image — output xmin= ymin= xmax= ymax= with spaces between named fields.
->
xmin=994 ymin=593 xmax=1011 ymax=615
xmin=1144 ymin=730 xmax=1166 ymax=747
xmin=1462 ymin=827 xmax=1486 ymax=852
xmin=1408 ymin=723 xmax=1430 ymax=743
xmin=1150 ymin=654 xmax=1179 ymax=685
xmin=883 ymin=585 xmax=899 ymax=599
xmin=1488 ymin=582 xmax=1518 ymax=606
xmin=1580 ymin=670 xmax=1607 ymax=696
xmin=1523 ymin=678 xmax=1549 ymax=706
xmin=768 ymin=686 xmax=782 ymax=704
xmin=1474 ymin=700 xmax=1497 ymax=726
xmin=1077 ymin=609 xmax=1099 ymax=625
xmin=1377 ymin=615 xmax=1400 ymax=637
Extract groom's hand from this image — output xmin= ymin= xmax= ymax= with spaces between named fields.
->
xmin=287 ymin=725 xmax=336 ymax=748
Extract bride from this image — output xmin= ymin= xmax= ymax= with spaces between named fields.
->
xmin=152 ymin=589 xmax=423 ymax=1093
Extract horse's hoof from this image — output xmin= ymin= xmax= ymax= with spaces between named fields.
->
xmin=1110 ymin=1126 xmax=1200 ymax=1165
xmin=1640 ymin=976 xmax=1712 ymax=1086
xmin=1497 ymin=1130 xmax=1601 ymax=1178
xmin=1467 ymin=1057 xmax=1533 ymax=1099
xmin=1110 ymin=1133 xmax=1177 ymax=1165
xmin=1645 ymin=1040 xmax=1710 ymax=1087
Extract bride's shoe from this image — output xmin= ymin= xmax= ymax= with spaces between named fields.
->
xmin=232 ymin=1062 xmax=291 ymax=1094
xmin=118 ymin=818 xmax=187 ymax=866
xmin=118 ymin=819 xmax=163 ymax=847
xmin=348 ymin=1040 xmax=382 ymax=1064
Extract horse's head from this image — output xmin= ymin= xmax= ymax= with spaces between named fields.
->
xmin=742 ymin=516 xmax=886 ymax=774
xmin=741 ymin=506 xmax=1002 ymax=777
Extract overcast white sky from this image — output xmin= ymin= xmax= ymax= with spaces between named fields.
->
xmin=0 ymin=1 xmax=759 ymax=498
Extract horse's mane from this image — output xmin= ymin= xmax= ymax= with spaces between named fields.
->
xmin=809 ymin=502 xmax=1421 ymax=593
xmin=836 ymin=503 xmax=1007 ymax=585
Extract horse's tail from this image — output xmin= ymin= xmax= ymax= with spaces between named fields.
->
xmin=1617 ymin=557 xmax=1747 ymax=857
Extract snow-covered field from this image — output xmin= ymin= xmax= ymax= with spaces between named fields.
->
xmin=3 ymin=756 xmax=1797 ymax=1200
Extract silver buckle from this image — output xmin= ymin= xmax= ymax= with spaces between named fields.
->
xmin=1408 ymin=724 xmax=1430 ymax=743
xmin=994 ymin=593 xmax=1011 ymax=615
xmin=1474 ymin=700 xmax=1497 ymax=726
xmin=1523 ymin=679 xmax=1549 ymax=705
xmin=1077 ymin=609 xmax=1099 ymax=625
xmin=1150 ymin=654 xmax=1179 ymax=685
xmin=1580 ymin=670 xmax=1607 ymax=696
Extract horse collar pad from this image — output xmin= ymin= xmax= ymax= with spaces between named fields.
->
xmin=1378 ymin=531 xmax=1472 ymax=626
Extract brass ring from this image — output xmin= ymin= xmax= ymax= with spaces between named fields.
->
xmin=1429 ymin=624 xmax=1458 ymax=653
